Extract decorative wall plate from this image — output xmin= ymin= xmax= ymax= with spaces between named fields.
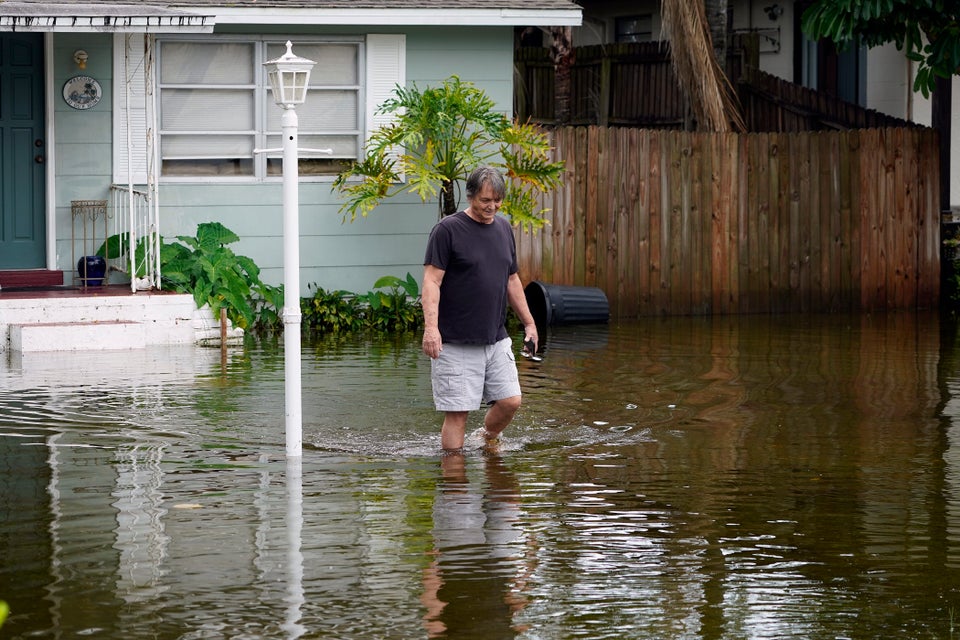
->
xmin=62 ymin=75 xmax=102 ymax=110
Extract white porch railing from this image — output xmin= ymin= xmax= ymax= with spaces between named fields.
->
xmin=108 ymin=184 xmax=160 ymax=292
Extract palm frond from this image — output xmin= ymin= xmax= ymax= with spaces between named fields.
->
xmin=662 ymin=0 xmax=745 ymax=132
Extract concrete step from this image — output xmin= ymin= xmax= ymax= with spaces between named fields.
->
xmin=0 ymin=292 xmax=238 ymax=352
xmin=11 ymin=320 xmax=148 ymax=352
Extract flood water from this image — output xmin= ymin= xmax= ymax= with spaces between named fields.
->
xmin=2 ymin=311 xmax=960 ymax=639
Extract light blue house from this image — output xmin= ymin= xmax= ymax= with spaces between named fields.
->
xmin=0 ymin=0 xmax=582 ymax=295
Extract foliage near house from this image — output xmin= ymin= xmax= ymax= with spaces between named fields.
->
xmin=332 ymin=75 xmax=564 ymax=231
xmin=302 ymin=273 xmax=423 ymax=334
xmin=160 ymin=222 xmax=282 ymax=332
xmin=801 ymin=0 xmax=960 ymax=97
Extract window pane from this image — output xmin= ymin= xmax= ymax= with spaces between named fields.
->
xmin=266 ymin=91 xmax=358 ymax=131
xmin=264 ymin=134 xmax=358 ymax=159
xmin=266 ymin=157 xmax=352 ymax=177
xmin=161 ymin=89 xmax=254 ymax=131
xmin=161 ymin=42 xmax=254 ymax=84
xmin=265 ymin=43 xmax=358 ymax=85
xmin=163 ymin=158 xmax=254 ymax=177
xmin=615 ymin=15 xmax=653 ymax=43
xmin=162 ymin=134 xmax=254 ymax=157
xmin=162 ymin=132 xmax=254 ymax=177
xmin=306 ymin=45 xmax=358 ymax=85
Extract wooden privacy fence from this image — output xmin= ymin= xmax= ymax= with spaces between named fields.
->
xmin=515 ymin=42 xmax=685 ymax=127
xmin=737 ymin=66 xmax=916 ymax=132
xmin=514 ymin=126 xmax=940 ymax=317
xmin=515 ymin=41 xmax=914 ymax=133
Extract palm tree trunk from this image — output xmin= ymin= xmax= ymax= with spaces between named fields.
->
xmin=704 ymin=0 xmax=729 ymax=73
xmin=440 ymin=179 xmax=457 ymax=217
xmin=550 ymin=26 xmax=574 ymax=124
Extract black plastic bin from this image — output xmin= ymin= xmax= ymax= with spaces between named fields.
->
xmin=524 ymin=281 xmax=610 ymax=329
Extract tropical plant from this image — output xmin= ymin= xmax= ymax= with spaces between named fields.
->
xmin=801 ymin=0 xmax=960 ymax=97
xmin=302 ymin=274 xmax=423 ymax=334
xmin=249 ymin=281 xmax=285 ymax=334
xmin=357 ymin=272 xmax=423 ymax=333
xmin=302 ymin=285 xmax=364 ymax=333
xmin=160 ymin=222 xmax=282 ymax=331
xmin=332 ymin=75 xmax=564 ymax=231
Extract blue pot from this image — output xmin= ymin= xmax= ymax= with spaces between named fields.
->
xmin=78 ymin=255 xmax=107 ymax=286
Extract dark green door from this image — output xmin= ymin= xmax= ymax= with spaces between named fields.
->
xmin=0 ymin=34 xmax=45 ymax=268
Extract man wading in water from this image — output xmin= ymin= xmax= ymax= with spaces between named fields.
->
xmin=421 ymin=166 xmax=539 ymax=452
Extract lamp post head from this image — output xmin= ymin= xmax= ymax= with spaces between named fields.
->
xmin=264 ymin=41 xmax=316 ymax=109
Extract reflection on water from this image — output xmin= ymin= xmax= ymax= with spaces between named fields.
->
xmin=2 ymin=312 xmax=960 ymax=638
xmin=422 ymin=453 xmax=532 ymax=639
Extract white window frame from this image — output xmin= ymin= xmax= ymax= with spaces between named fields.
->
xmin=139 ymin=33 xmax=405 ymax=183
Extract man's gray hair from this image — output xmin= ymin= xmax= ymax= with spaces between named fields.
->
xmin=465 ymin=166 xmax=506 ymax=200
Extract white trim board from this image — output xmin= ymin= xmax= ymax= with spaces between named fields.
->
xmin=211 ymin=8 xmax=582 ymax=27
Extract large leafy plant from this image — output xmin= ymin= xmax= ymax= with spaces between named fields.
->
xmin=333 ymin=75 xmax=564 ymax=231
xmin=160 ymin=222 xmax=281 ymax=330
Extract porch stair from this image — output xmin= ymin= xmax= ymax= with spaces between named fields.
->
xmin=0 ymin=291 xmax=240 ymax=352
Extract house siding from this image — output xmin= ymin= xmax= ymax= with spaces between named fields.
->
xmin=51 ymin=26 xmax=515 ymax=295
xmin=52 ymin=33 xmax=114 ymax=269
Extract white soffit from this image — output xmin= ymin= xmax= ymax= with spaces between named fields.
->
xmin=0 ymin=3 xmax=215 ymax=32
xmin=211 ymin=7 xmax=582 ymax=27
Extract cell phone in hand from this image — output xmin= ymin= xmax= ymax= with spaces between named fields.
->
xmin=523 ymin=338 xmax=542 ymax=362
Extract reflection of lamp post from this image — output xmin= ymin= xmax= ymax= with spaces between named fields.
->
xmin=264 ymin=41 xmax=315 ymax=458
xmin=283 ymin=456 xmax=305 ymax=638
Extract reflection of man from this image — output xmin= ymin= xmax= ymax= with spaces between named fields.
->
xmin=421 ymin=453 xmax=534 ymax=639
xmin=421 ymin=166 xmax=539 ymax=452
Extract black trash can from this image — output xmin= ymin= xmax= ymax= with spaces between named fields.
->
xmin=524 ymin=281 xmax=609 ymax=329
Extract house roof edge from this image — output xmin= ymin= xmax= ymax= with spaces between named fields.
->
xmin=0 ymin=2 xmax=215 ymax=33
xmin=210 ymin=7 xmax=582 ymax=28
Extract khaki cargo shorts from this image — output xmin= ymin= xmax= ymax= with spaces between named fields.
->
xmin=430 ymin=337 xmax=521 ymax=412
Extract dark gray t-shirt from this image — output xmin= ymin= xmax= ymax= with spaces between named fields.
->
xmin=424 ymin=210 xmax=518 ymax=345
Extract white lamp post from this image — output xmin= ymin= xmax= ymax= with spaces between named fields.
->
xmin=264 ymin=41 xmax=315 ymax=458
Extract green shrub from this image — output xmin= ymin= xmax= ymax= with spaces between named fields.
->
xmin=357 ymin=273 xmax=423 ymax=333
xmin=302 ymin=273 xmax=423 ymax=334
xmin=302 ymin=285 xmax=364 ymax=333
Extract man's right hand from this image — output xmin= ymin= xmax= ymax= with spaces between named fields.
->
xmin=422 ymin=326 xmax=443 ymax=359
